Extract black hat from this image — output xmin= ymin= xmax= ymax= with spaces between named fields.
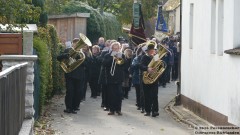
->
xmin=147 ymin=44 xmax=155 ymax=51
xmin=161 ymin=37 xmax=169 ymax=44
xmin=118 ymin=36 xmax=125 ymax=42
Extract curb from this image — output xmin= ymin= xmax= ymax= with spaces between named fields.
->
xmin=19 ymin=118 xmax=34 ymax=135
xmin=165 ymin=98 xmax=197 ymax=128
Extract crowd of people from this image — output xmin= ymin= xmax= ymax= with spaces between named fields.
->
xmin=57 ymin=34 xmax=180 ymax=117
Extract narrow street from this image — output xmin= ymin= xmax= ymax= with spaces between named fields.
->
xmin=49 ymin=82 xmax=193 ymax=135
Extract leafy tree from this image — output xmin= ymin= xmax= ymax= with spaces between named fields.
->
xmin=32 ymin=0 xmax=48 ymax=26
xmin=86 ymin=0 xmax=160 ymax=24
xmin=61 ymin=1 xmax=123 ymax=42
xmin=0 ymin=0 xmax=41 ymax=28
xmin=45 ymin=0 xmax=70 ymax=15
xmin=45 ymin=0 xmax=162 ymax=24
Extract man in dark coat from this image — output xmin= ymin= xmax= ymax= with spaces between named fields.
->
xmin=140 ymin=43 xmax=159 ymax=117
xmin=57 ymin=39 xmax=86 ymax=114
xmin=98 ymin=37 xmax=105 ymax=51
xmin=130 ymin=50 xmax=145 ymax=112
xmin=81 ymin=47 xmax=91 ymax=101
xmin=98 ymin=46 xmax=111 ymax=110
xmin=102 ymin=42 xmax=125 ymax=115
xmin=170 ymin=39 xmax=179 ymax=81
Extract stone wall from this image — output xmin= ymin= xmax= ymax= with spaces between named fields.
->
xmin=0 ymin=55 xmax=37 ymax=135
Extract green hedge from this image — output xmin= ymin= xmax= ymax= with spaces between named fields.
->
xmin=33 ymin=37 xmax=51 ymax=112
xmin=33 ymin=25 xmax=64 ymax=113
xmin=47 ymin=25 xmax=64 ymax=95
xmin=62 ymin=1 xmax=123 ymax=43
xmin=103 ymin=12 xmax=123 ymax=40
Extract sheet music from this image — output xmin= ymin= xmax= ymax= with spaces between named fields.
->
xmin=111 ymin=51 xmax=118 ymax=56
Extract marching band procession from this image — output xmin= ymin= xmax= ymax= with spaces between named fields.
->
xmin=57 ymin=33 xmax=180 ymax=117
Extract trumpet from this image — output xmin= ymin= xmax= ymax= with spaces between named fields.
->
xmin=110 ymin=52 xmax=124 ymax=76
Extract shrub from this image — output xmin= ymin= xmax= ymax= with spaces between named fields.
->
xmin=103 ymin=12 xmax=123 ymax=40
xmin=48 ymin=25 xmax=65 ymax=95
xmin=33 ymin=25 xmax=64 ymax=114
xmin=33 ymin=37 xmax=51 ymax=112
xmin=62 ymin=1 xmax=123 ymax=43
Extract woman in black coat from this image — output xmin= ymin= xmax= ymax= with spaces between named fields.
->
xmin=122 ymin=49 xmax=133 ymax=99
xmin=89 ymin=45 xmax=101 ymax=98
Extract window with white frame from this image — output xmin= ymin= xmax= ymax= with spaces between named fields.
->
xmin=189 ymin=3 xmax=194 ymax=49
xmin=210 ymin=0 xmax=216 ymax=54
xmin=216 ymin=0 xmax=224 ymax=56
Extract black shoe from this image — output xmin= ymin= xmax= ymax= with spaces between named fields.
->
xmin=71 ymin=110 xmax=77 ymax=114
xmin=116 ymin=111 xmax=122 ymax=116
xmin=137 ymin=107 xmax=141 ymax=110
xmin=104 ymin=107 xmax=109 ymax=111
xmin=108 ymin=112 xmax=115 ymax=115
xmin=64 ymin=109 xmax=71 ymax=113
xmin=144 ymin=112 xmax=150 ymax=116
xmin=80 ymin=99 xmax=85 ymax=102
xmin=101 ymin=104 xmax=104 ymax=108
xmin=74 ymin=108 xmax=80 ymax=111
xmin=152 ymin=112 xmax=159 ymax=117
xmin=141 ymin=110 xmax=145 ymax=113
xmin=64 ymin=109 xmax=77 ymax=114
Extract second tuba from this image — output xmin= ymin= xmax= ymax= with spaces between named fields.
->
xmin=142 ymin=42 xmax=168 ymax=84
xmin=60 ymin=33 xmax=92 ymax=73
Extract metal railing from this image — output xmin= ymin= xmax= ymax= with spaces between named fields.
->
xmin=0 ymin=62 xmax=28 ymax=135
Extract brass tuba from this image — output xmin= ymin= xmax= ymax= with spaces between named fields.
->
xmin=142 ymin=41 xmax=168 ymax=84
xmin=60 ymin=33 xmax=92 ymax=73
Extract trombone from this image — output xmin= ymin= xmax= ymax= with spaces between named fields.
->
xmin=110 ymin=53 xmax=124 ymax=76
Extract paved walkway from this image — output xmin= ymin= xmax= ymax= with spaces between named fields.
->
xmin=49 ymin=82 xmax=193 ymax=135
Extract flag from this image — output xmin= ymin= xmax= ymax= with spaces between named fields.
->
xmin=156 ymin=5 xmax=168 ymax=32
xmin=129 ymin=2 xmax=146 ymax=46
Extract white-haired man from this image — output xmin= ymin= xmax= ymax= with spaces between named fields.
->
xmin=102 ymin=42 xmax=125 ymax=116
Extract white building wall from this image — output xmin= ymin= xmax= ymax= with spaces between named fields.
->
xmin=182 ymin=0 xmax=240 ymax=126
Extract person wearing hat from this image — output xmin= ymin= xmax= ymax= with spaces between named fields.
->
xmin=140 ymin=43 xmax=159 ymax=117
xmin=118 ymin=36 xmax=125 ymax=44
